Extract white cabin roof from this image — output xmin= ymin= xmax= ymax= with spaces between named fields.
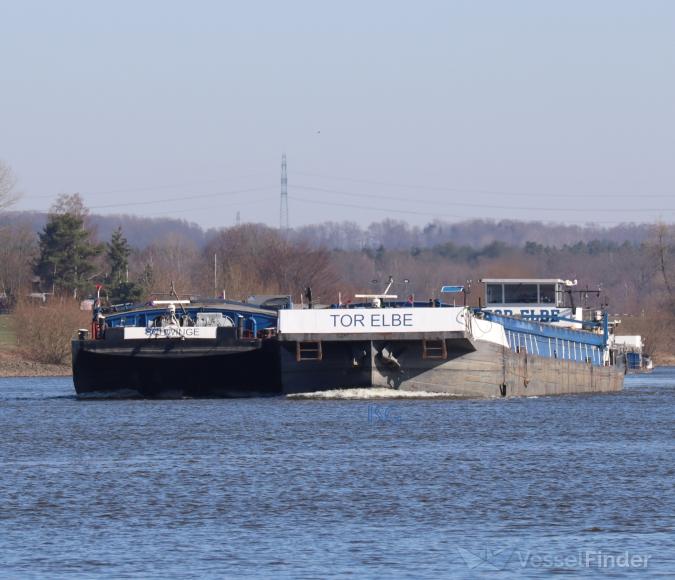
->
xmin=480 ymin=278 xmax=566 ymax=284
xmin=613 ymin=335 xmax=643 ymax=349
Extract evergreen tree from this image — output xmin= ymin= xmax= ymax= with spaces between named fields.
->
xmin=109 ymin=280 xmax=143 ymax=304
xmin=34 ymin=194 xmax=102 ymax=298
xmin=106 ymin=226 xmax=142 ymax=304
xmin=107 ymin=226 xmax=131 ymax=286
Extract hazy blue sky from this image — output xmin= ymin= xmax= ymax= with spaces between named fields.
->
xmin=1 ymin=0 xmax=674 ymax=229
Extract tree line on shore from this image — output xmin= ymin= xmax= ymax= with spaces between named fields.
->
xmin=1 ymin=187 xmax=674 ymax=361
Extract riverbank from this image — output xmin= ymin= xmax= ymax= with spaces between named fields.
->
xmin=0 ymin=349 xmax=71 ymax=377
xmin=655 ymin=353 xmax=675 ymax=366
xmin=0 ymin=315 xmax=71 ymax=377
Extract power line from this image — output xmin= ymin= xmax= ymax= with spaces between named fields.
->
xmin=88 ymin=185 xmax=275 ymax=210
xmin=22 ymin=171 xmax=275 ymax=200
xmin=289 ymin=195 xmax=465 ymax=220
xmin=288 ymin=195 xmax=666 ymax=226
xmin=294 ymin=170 xmax=675 ymax=199
xmin=141 ymin=196 xmax=273 ymax=218
xmin=292 ymin=183 xmax=675 ymax=214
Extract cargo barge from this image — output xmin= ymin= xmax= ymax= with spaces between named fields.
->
xmin=277 ymin=279 xmax=623 ymax=397
xmin=72 ymin=278 xmax=624 ymax=398
xmin=72 ymin=296 xmax=281 ymax=397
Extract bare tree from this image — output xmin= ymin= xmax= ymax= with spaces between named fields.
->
xmin=0 ymin=160 xmax=20 ymax=210
xmin=204 ymin=224 xmax=339 ymax=301
xmin=653 ymin=222 xmax=674 ymax=299
xmin=0 ymin=222 xmax=36 ymax=297
xmin=135 ymin=233 xmax=202 ymax=296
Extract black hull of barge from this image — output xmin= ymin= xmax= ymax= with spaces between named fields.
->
xmin=72 ymin=333 xmax=280 ymax=398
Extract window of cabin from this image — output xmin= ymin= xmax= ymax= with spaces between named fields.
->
xmin=539 ymin=284 xmax=556 ymax=304
xmin=504 ymin=283 xmax=538 ymax=303
xmin=486 ymin=284 xmax=503 ymax=304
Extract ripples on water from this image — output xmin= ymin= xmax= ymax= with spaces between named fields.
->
xmin=1 ymin=370 xmax=674 ymax=578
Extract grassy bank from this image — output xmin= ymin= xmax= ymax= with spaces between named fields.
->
xmin=0 ymin=314 xmax=71 ymax=376
xmin=0 ymin=349 xmax=71 ymax=376
xmin=0 ymin=315 xmax=16 ymax=349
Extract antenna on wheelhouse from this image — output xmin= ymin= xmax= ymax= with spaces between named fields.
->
xmin=383 ymin=276 xmax=394 ymax=295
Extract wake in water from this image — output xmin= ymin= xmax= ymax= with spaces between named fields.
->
xmin=287 ymin=387 xmax=469 ymax=400
xmin=76 ymin=389 xmax=144 ymax=400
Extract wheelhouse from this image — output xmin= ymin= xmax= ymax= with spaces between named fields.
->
xmin=480 ymin=278 xmax=568 ymax=308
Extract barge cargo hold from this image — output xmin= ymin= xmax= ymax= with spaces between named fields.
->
xmin=72 ymin=300 xmax=281 ymax=398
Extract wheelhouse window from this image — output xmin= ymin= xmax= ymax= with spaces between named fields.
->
xmin=486 ymin=284 xmax=503 ymax=304
xmin=539 ymin=284 xmax=556 ymax=304
xmin=504 ymin=283 xmax=538 ymax=304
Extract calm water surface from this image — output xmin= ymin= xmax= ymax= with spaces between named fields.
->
xmin=1 ymin=369 xmax=674 ymax=578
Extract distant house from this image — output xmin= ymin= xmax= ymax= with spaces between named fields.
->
xmin=27 ymin=276 xmax=49 ymax=303
xmin=0 ymin=290 xmax=9 ymax=314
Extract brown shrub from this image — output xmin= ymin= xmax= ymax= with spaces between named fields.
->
xmin=12 ymin=298 xmax=90 ymax=365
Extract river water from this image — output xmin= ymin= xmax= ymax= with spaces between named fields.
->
xmin=1 ymin=369 xmax=674 ymax=578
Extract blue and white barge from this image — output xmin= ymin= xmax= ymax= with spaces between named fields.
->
xmin=276 ymin=278 xmax=624 ymax=397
